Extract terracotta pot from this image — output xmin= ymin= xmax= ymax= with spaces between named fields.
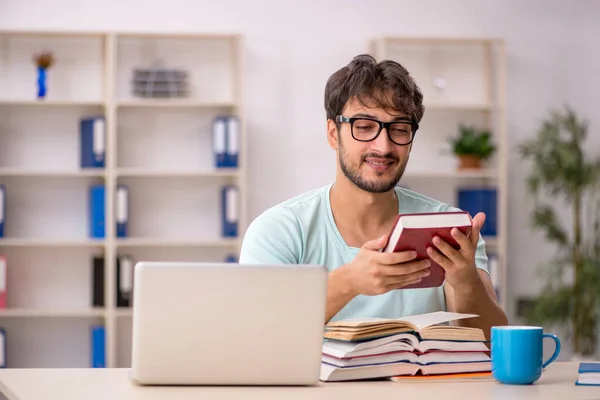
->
xmin=458 ymin=155 xmax=482 ymax=170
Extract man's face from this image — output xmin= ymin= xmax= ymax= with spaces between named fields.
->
xmin=333 ymin=98 xmax=412 ymax=193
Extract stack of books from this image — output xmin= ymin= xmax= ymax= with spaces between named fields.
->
xmin=320 ymin=311 xmax=491 ymax=382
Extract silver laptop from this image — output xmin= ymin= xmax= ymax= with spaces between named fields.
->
xmin=129 ymin=261 xmax=328 ymax=386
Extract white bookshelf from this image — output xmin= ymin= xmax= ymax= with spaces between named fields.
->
xmin=370 ymin=37 xmax=508 ymax=311
xmin=0 ymin=30 xmax=246 ymax=368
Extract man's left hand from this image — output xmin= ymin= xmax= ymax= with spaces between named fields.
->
xmin=426 ymin=212 xmax=486 ymax=291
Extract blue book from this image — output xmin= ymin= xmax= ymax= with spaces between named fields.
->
xmin=457 ymin=188 xmax=497 ymax=236
xmin=89 ymin=185 xmax=105 ymax=238
xmin=212 ymin=116 xmax=228 ymax=168
xmin=221 ymin=185 xmax=239 ymax=237
xmin=576 ymin=362 xmax=600 ymax=386
xmin=226 ymin=116 xmax=239 ymax=168
xmin=91 ymin=325 xmax=105 ymax=368
xmin=116 ymin=185 xmax=129 ymax=238
xmin=80 ymin=116 xmax=105 ymax=168
xmin=0 ymin=185 xmax=4 ymax=238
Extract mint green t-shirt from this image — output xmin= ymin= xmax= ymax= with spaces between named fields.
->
xmin=238 ymin=183 xmax=489 ymax=322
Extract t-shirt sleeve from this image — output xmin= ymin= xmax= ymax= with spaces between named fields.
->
xmin=238 ymin=207 xmax=303 ymax=265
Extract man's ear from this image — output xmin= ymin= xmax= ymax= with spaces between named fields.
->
xmin=327 ymin=119 xmax=338 ymax=150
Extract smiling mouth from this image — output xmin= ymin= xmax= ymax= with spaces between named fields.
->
xmin=364 ymin=158 xmax=395 ymax=166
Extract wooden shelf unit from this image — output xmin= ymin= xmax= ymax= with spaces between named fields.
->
xmin=0 ymin=30 xmax=246 ymax=368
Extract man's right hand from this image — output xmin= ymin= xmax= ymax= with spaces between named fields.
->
xmin=344 ymin=234 xmax=431 ymax=296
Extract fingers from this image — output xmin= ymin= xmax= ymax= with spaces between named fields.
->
xmin=385 ymin=269 xmax=431 ymax=289
xmin=378 ymin=250 xmax=418 ymax=265
xmin=427 ymin=246 xmax=453 ymax=271
xmin=362 ymin=234 xmax=389 ymax=251
xmin=431 ymin=235 xmax=462 ymax=265
xmin=378 ymin=259 xmax=430 ymax=277
xmin=470 ymin=212 xmax=486 ymax=248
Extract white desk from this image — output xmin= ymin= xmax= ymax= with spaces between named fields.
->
xmin=0 ymin=362 xmax=594 ymax=400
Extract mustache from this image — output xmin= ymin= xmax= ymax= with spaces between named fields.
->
xmin=361 ymin=153 xmax=399 ymax=162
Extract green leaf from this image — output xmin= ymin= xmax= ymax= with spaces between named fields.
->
xmin=448 ymin=124 xmax=496 ymax=160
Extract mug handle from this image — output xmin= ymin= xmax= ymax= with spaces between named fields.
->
xmin=542 ymin=333 xmax=561 ymax=369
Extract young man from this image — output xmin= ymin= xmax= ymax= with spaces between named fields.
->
xmin=239 ymin=54 xmax=508 ymax=339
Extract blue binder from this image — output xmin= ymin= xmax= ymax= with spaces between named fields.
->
xmin=457 ymin=188 xmax=497 ymax=237
xmin=80 ymin=116 xmax=106 ymax=168
xmin=226 ymin=116 xmax=239 ymax=168
xmin=0 ymin=185 xmax=4 ymax=238
xmin=224 ymin=254 xmax=238 ymax=263
xmin=89 ymin=185 xmax=105 ymax=238
xmin=212 ymin=116 xmax=228 ymax=168
xmin=91 ymin=325 xmax=105 ymax=368
xmin=116 ymin=185 xmax=129 ymax=238
xmin=221 ymin=185 xmax=239 ymax=237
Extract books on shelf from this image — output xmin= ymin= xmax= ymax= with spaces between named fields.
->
xmin=320 ymin=311 xmax=490 ymax=382
xmin=382 ymin=211 xmax=472 ymax=289
xmin=576 ymin=362 xmax=600 ymax=386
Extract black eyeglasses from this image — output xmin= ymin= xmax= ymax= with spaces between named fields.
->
xmin=335 ymin=115 xmax=418 ymax=146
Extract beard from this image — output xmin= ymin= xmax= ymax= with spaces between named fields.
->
xmin=338 ymin=134 xmax=408 ymax=193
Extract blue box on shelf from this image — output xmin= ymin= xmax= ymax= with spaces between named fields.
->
xmin=457 ymin=188 xmax=497 ymax=237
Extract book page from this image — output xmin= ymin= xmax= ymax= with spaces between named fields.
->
xmin=400 ymin=311 xmax=478 ymax=331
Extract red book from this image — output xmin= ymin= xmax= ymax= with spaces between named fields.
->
xmin=383 ymin=211 xmax=473 ymax=289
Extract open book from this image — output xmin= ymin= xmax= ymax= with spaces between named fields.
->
xmin=320 ymin=360 xmax=491 ymax=382
xmin=324 ymin=311 xmax=486 ymax=342
xmin=323 ymin=331 xmax=489 ymax=360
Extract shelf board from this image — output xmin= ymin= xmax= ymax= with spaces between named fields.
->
xmin=0 ymin=99 xmax=104 ymax=107
xmin=115 ymin=309 xmax=133 ymax=318
xmin=0 ymin=308 xmax=105 ymax=318
xmin=115 ymin=238 xmax=240 ymax=248
xmin=402 ymin=169 xmax=499 ymax=179
xmin=116 ymin=168 xmax=239 ymax=178
xmin=116 ymin=99 xmax=236 ymax=109
xmin=0 ymin=238 xmax=105 ymax=248
xmin=0 ymin=169 xmax=105 ymax=178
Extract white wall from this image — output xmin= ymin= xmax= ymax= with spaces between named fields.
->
xmin=2 ymin=0 xmax=599 ymax=324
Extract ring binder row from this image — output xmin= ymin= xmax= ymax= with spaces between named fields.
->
xmin=80 ymin=114 xmax=242 ymax=170
xmin=92 ymin=254 xmax=134 ymax=309
xmin=88 ymin=183 xmax=239 ymax=241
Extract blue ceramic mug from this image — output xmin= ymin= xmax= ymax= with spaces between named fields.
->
xmin=491 ymin=326 xmax=561 ymax=385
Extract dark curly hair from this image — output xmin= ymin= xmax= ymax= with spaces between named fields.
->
xmin=324 ymin=54 xmax=424 ymax=127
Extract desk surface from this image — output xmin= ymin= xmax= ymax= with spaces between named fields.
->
xmin=0 ymin=362 xmax=595 ymax=400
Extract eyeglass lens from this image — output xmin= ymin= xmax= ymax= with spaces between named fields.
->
xmin=352 ymin=119 xmax=413 ymax=144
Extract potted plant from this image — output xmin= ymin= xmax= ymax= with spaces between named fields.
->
xmin=447 ymin=124 xmax=496 ymax=170
xmin=518 ymin=105 xmax=600 ymax=359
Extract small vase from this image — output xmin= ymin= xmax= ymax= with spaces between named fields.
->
xmin=458 ymin=155 xmax=482 ymax=170
xmin=37 ymin=66 xmax=47 ymax=99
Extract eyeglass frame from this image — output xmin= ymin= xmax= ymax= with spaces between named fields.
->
xmin=335 ymin=115 xmax=419 ymax=146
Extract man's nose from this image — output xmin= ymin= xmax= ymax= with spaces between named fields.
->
xmin=371 ymin=127 xmax=395 ymax=153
